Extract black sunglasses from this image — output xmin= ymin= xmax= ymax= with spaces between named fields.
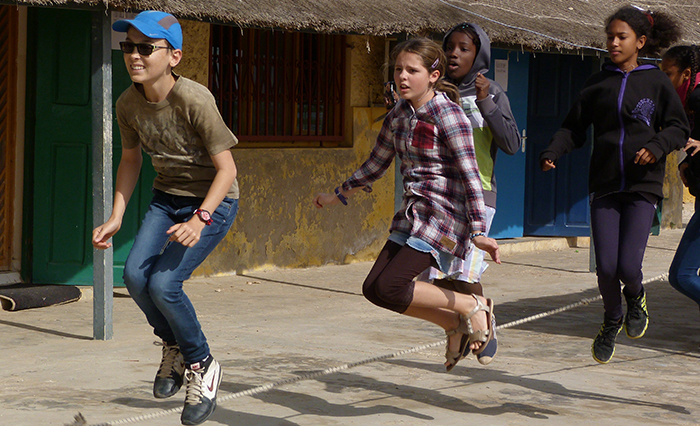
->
xmin=119 ymin=41 xmax=171 ymax=56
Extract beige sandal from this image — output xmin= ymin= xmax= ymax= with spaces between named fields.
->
xmin=444 ymin=315 xmax=470 ymax=372
xmin=463 ymin=294 xmax=494 ymax=356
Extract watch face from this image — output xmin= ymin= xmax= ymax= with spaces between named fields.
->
xmin=200 ymin=210 xmax=211 ymax=221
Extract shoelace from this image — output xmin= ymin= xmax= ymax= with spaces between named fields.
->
xmin=598 ymin=323 xmax=621 ymax=344
xmin=184 ymin=369 xmax=204 ymax=405
xmin=627 ymin=298 xmax=647 ymax=320
xmin=155 ymin=342 xmax=181 ymax=379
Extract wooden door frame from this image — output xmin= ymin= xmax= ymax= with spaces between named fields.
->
xmin=0 ymin=5 xmax=18 ymax=272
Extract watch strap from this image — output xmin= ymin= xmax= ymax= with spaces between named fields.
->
xmin=194 ymin=208 xmax=213 ymax=225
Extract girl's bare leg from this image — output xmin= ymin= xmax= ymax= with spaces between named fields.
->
xmin=403 ymin=280 xmax=489 ymax=357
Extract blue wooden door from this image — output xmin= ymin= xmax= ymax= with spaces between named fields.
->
xmin=524 ymin=53 xmax=596 ymax=237
xmin=487 ymin=49 xmax=529 ymax=239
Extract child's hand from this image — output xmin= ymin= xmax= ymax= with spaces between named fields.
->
xmin=634 ymin=148 xmax=657 ymax=165
xmin=683 ymin=138 xmax=700 ymax=156
xmin=540 ymin=158 xmax=556 ymax=171
xmin=92 ymin=219 xmax=121 ymax=250
xmin=167 ymin=219 xmax=205 ymax=247
xmin=313 ymin=193 xmax=340 ymax=208
xmin=475 ymin=73 xmax=490 ymax=100
xmin=472 ymin=235 xmax=500 ymax=264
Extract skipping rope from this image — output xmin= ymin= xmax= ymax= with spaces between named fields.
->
xmin=67 ymin=272 xmax=668 ymax=426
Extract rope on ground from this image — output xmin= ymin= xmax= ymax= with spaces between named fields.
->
xmin=77 ymin=272 xmax=668 ymax=426
xmin=498 ymin=272 xmax=667 ymax=330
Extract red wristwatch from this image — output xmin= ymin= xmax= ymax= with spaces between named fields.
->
xmin=194 ymin=209 xmax=213 ymax=225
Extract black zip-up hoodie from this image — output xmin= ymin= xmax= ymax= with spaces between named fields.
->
xmin=540 ymin=62 xmax=690 ymax=199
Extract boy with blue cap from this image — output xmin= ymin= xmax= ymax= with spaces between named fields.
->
xmin=93 ymin=10 xmax=239 ymax=425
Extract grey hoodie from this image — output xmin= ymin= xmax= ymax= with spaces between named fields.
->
xmin=443 ymin=23 xmax=521 ymax=208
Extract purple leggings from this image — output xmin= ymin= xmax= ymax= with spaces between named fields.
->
xmin=362 ymin=241 xmax=438 ymax=314
xmin=590 ymin=192 xmax=657 ymax=321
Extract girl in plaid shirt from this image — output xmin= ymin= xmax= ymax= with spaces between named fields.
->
xmin=314 ymin=38 xmax=500 ymax=371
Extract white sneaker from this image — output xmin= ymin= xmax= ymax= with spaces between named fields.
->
xmin=180 ymin=356 xmax=222 ymax=425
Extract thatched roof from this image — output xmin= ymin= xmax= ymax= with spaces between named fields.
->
xmin=8 ymin=0 xmax=700 ymax=52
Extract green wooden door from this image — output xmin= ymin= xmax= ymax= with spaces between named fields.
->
xmin=27 ymin=8 xmax=155 ymax=285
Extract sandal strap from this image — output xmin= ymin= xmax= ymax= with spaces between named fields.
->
xmin=444 ymin=314 xmax=469 ymax=337
xmin=445 ymin=328 xmax=458 ymax=337
xmin=470 ymin=330 xmax=490 ymax=343
xmin=464 ymin=294 xmax=489 ymax=320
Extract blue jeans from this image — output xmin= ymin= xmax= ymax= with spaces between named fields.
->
xmin=123 ymin=189 xmax=238 ymax=364
xmin=669 ymin=211 xmax=700 ymax=307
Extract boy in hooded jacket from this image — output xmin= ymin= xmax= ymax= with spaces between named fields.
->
xmin=417 ymin=23 xmax=521 ymax=365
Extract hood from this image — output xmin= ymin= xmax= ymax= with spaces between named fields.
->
xmin=602 ymin=61 xmax=657 ymax=74
xmin=442 ymin=22 xmax=491 ymax=88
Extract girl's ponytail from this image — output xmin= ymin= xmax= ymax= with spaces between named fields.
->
xmin=606 ymin=6 xmax=682 ymax=56
xmin=435 ymin=78 xmax=460 ymax=104
xmin=645 ymin=11 xmax=683 ymax=56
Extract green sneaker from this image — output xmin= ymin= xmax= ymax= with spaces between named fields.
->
xmin=591 ymin=318 xmax=623 ymax=364
xmin=624 ymin=288 xmax=649 ymax=339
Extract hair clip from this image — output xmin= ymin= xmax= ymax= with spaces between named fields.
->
xmin=431 ymin=58 xmax=439 ymax=69
xmin=645 ymin=11 xmax=654 ymax=27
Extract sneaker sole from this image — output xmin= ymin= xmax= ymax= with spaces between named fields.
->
xmin=477 ymin=316 xmax=498 ymax=365
xmin=591 ymin=324 xmax=622 ymax=364
xmin=153 ymin=382 xmax=182 ymax=399
xmin=625 ymin=315 xmax=649 ymax=339
xmin=591 ymin=343 xmax=615 ymax=364
xmin=625 ymin=321 xmax=649 ymax=339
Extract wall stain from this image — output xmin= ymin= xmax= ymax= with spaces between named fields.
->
xmin=174 ymin=31 xmax=395 ymax=275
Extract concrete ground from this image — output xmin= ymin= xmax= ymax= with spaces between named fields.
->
xmin=2 ymin=207 xmax=700 ymax=426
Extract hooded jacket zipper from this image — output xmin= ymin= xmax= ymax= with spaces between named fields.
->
xmin=617 ymin=71 xmax=630 ymax=191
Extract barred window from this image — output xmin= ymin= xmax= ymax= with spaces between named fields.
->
xmin=209 ymin=26 xmax=346 ymax=147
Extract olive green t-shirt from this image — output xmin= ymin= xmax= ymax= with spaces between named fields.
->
xmin=116 ymin=75 xmax=239 ymax=199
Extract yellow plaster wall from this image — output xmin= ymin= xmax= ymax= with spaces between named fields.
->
xmin=349 ymin=36 xmax=387 ymax=107
xmin=176 ymin=20 xmax=209 ymax=86
xmin=662 ymin=151 xmax=684 ymax=229
xmin=190 ymin=33 xmax=395 ymax=275
xmin=683 ymin=185 xmax=694 ymax=203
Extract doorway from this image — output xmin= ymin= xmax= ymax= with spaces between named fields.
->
xmin=524 ymin=53 xmax=599 ymax=236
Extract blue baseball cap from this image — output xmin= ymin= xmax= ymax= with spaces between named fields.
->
xmin=113 ymin=11 xmax=183 ymax=50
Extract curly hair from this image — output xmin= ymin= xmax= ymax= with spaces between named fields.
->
xmin=605 ymin=6 xmax=682 ymax=56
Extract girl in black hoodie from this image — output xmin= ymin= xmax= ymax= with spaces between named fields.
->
xmin=539 ymin=6 xmax=689 ymax=364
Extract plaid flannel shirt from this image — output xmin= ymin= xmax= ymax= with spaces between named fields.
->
xmin=342 ymin=92 xmax=486 ymax=259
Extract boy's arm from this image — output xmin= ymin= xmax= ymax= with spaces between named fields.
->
xmin=92 ymin=145 xmax=143 ymax=249
xmin=197 ymin=149 xmax=237 ymax=215
xmin=476 ymin=85 xmax=521 ymax=155
xmin=166 ymin=149 xmax=237 ymax=247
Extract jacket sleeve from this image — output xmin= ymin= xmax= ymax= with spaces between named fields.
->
xmin=477 ymin=81 xmax=521 ymax=155
xmin=643 ymin=79 xmax=690 ymax=160
xmin=539 ymin=91 xmax=592 ymax=165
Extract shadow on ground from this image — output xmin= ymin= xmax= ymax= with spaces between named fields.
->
xmin=493 ymin=279 xmax=700 ymax=354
